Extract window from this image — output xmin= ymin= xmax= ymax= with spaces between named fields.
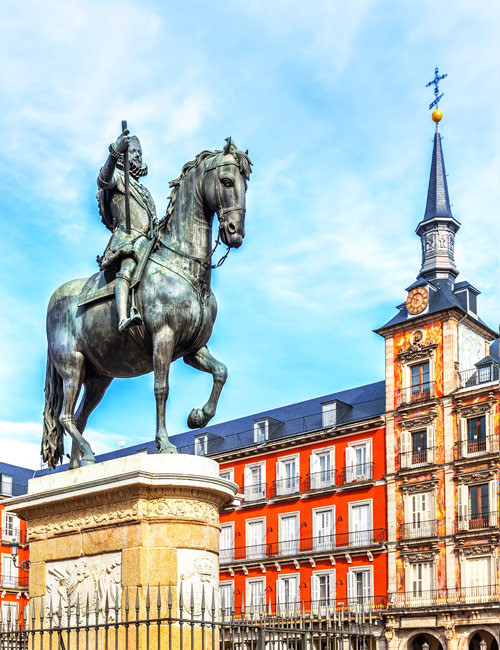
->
xmin=345 ymin=441 xmax=372 ymax=483
xmin=311 ymin=571 xmax=335 ymax=611
xmin=347 ymin=567 xmax=372 ymax=607
xmin=459 ymin=412 xmax=493 ymax=458
xmin=220 ymin=524 xmax=234 ymax=564
xmin=1 ymin=554 xmax=17 ymax=589
xmin=464 ymin=556 xmax=492 ymax=603
xmin=400 ymin=425 xmax=434 ymax=468
xmin=458 ymin=481 xmax=497 ymax=530
xmin=275 ymin=456 xmax=299 ymax=496
xmin=219 ymin=582 xmax=234 ymax=615
xmin=406 ymin=492 xmax=434 ymax=538
xmin=244 ymin=463 xmax=266 ymax=501
xmin=0 ymin=475 xmax=13 ymax=496
xmin=219 ymin=468 xmax=234 ymax=482
xmin=1 ymin=602 xmax=18 ymax=630
xmin=408 ymin=562 xmax=433 ymax=602
xmin=309 ymin=448 xmax=335 ymax=489
xmin=467 ymin=416 xmax=487 ymax=454
xmin=278 ymin=513 xmax=299 ymax=556
xmin=246 ymin=519 xmax=265 ymax=560
xmin=254 ymin=420 xmax=268 ymax=443
xmin=194 ymin=435 xmax=207 ymax=456
xmin=277 ymin=575 xmax=299 ymax=612
xmin=246 ymin=578 xmax=265 ymax=612
xmin=1 ymin=513 xmax=20 ymax=543
xmin=313 ymin=508 xmax=335 ymax=552
xmin=349 ymin=502 xmax=371 ymax=547
xmin=410 ymin=361 xmax=430 ymax=400
xmin=322 ymin=400 xmax=350 ymax=427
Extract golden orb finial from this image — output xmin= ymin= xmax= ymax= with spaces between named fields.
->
xmin=432 ymin=109 xmax=443 ymax=123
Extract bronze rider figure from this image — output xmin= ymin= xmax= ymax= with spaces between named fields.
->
xmin=97 ymin=129 xmax=156 ymax=332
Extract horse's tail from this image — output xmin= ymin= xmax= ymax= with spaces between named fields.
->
xmin=41 ymin=352 xmax=65 ymax=469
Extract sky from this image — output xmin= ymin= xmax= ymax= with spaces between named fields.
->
xmin=0 ymin=0 xmax=498 ymax=470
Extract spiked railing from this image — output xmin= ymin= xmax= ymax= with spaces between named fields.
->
xmin=0 ymin=582 xmax=381 ymax=648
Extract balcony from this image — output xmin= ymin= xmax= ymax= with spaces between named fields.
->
xmin=398 ymin=519 xmax=438 ymax=540
xmin=0 ymin=575 xmax=29 ymax=590
xmin=270 ymin=475 xmax=301 ymax=499
xmin=340 ymin=462 xmax=374 ymax=486
xmin=388 ymin=585 xmax=500 ymax=609
xmin=455 ymin=434 xmax=498 ymax=460
xmin=0 ymin=528 xmax=27 ymax=545
xmin=459 ymin=365 xmax=499 ymax=389
xmin=456 ymin=511 xmax=498 ymax=533
xmin=306 ymin=470 xmax=337 ymax=492
xmin=242 ymin=483 xmax=267 ymax=503
xmin=399 ymin=446 xmax=436 ymax=470
xmin=219 ymin=529 xmax=387 ymax=565
xmin=395 ymin=382 xmax=436 ymax=408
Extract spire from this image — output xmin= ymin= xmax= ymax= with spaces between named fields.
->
xmin=416 ymin=68 xmax=460 ymax=282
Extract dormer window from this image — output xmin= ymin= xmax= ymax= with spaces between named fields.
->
xmin=195 ymin=435 xmax=208 ymax=456
xmin=254 ymin=420 xmax=268 ymax=443
xmin=322 ymin=400 xmax=351 ymax=428
xmin=0 ymin=474 xmax=13 ymax=496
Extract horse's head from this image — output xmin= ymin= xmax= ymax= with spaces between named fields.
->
xmin=204 ymin=138 xmax=252 ymax=249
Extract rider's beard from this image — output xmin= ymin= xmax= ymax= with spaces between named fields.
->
xmin=117 ymin=160 xmax=148 ymax=179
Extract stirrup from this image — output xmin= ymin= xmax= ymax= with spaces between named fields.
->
xmin=118 ymin=310 xmax=143 ymax=332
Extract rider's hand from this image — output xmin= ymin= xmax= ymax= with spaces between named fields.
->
xmin=114 ymin=130 xmax=130 ymax=153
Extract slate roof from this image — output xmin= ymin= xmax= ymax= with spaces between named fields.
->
xmin=422 ymin=127 xmax=453 ymax=222
xmin=35 ymin=380 xmax=386 ymax=474
xmin=0 ymin=462 xmax=35 ymax=496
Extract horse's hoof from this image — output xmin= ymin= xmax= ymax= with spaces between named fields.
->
xmin=158 ymin=443 xmax=178 ymax=455
xmin=187 ymin=408 xmax=206 ymax=429
xmin=80 ymin=457 xmax=96 ymax=466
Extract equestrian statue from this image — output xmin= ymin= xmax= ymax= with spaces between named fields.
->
xmin=42 ymin=125 xmax=252 ymax=469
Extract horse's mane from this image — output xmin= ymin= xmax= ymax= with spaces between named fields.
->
xmin=158 ymin=142 xmax=252 ymax=235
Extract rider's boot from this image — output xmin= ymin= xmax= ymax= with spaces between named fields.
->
xmin=116 ymin=271 xmax=142 ymax=332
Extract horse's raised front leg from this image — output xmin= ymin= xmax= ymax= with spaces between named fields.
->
xmin=153 ymin=328 xmax=177 ymax=454
xmin=184 ymin=346 xmax=228 ymax=429
xmin=57 ymin=352 xmax=96 ymax=469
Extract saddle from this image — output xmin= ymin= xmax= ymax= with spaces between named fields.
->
xmin=77 ymin=237 xmax=156 ymax=308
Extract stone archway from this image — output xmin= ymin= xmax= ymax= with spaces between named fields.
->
xmin=406 ymin=632 xmax=444 ymax=650
xmin=468 ymin=631 xmax=498 ymax=650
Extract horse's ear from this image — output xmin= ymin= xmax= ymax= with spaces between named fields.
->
xmin=223 ymin=137 xmax=232 ymax=155
xmin=245 ymin=149 xmax=248 ymax=155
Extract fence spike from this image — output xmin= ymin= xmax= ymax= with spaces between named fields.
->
xmin=114 ymin=585 xmax=120 ymax=620
xmin=76 ymin=593 xmax=81 ymax=623
xmin=105 ymin=590 xmax=110 ymax=620
xmin=146 ymin=584 xmax=151 ymax=619
xmin=190 ymin=583 xmax=195 ymax=616
xmin=211 ymin=585 xmax=216 ymax=619
xmin=135 ymin=586 xmax=140 ymax=619
xmin=179 ymin=581 xmax=184 ymax=612
xmin=157 ymin=583 xmax=162 ymax=615
xmin=125 ymin=586 xmax=130 ymax=618
xmin=201 ymin=584 xmax=206 ymax=621
xmin=95 ymin=589 xmax=100 ymax=624
xmin=168 ymin=582 xmax=173 ymax=616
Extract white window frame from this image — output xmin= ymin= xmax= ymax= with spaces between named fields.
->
xmin=276 ymin=573 xmax=300 ymax=613
xmin=278 ymin=511 xmax=300 ymax=556
xmin=311 ymin=569 xmax=335 ymax=612
xmin=347 ymin=565 xmax=373 ymax=608
xmin=254 ymin=420 xmax=268 ymax=443
xmin=405 ymin=561 xmax=434 ymax=604
xmin=219 ymin=581 xmax=234 ymax=615
xmin=309 ymin=447 xmax=335 ymax=489
xmin=462 ymin=555 xmax=494 ymax=603
xmin=245 ymin=577 xmax=266 ymax=613
xmin=400 ymin=423 xmax=435 ymax=468
xmin=1 ymin=601 xmax=18 ymax=630
xmin=245 ymin=517 xmax=266 ymax=560
xmin=275 ymin=455 xmax=300 ymax=496
xmin=458 ymin=409 xmax=494 ymax=458
xmin=312 ymin=506 xmax=335 ymax=552
xmin=348 ymin=499 xmax=372 ymax=547
xmin=194 ymin=435 xmax=208 ymax=456
xmin=219 ymin=522 xmax=234 ymax=564
xmin=219 ymin=468 xmax=234 ymax=482
xmin=1 ymin=512 xmax=20 ymax=543
xmin=458 ymin=480 xmax=497 ymax=531
xmin=345 ymin=439 xmax=372 ymax=483
xmin=243 ymin=462 xmax=266 ymax=501
xmin=404 ymin=491 xmax=435 ymax=538
xmin=1 ymin=553 xmax=18 ymax=589
xmin=322 ymin=402 xmax=336 ymax=428
xmin=0 ymin=474 xmax=13 ymax=496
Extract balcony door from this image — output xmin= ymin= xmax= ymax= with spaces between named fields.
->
xmin=345 ymin=442 xmax=370 ymax=482
xmin=410 ymin=361 xmax=430 ymax=400
xmin=313 ymin=508 xmax=334 ymax=552
xmin=279 ymin=513 xmax=299 ymax=556
xmin=408 ymin=492 xmax=433 ymax=538
xmin=349 ymin=503 xmax=371 ymax=547
xmin=219 ymin=525 xmax=233 ymax=564
xmin=465 ymin=556 xmax=491 ymax=603
xmin=1 ymin=554 xmax=17 ymax=589
xmin=246 ymin=519 xmax=265 ymax=560
xmin=277 ymin=458 xmax=299 ymax=495
xmin=409 ymin=562 xmax=432 ymax=603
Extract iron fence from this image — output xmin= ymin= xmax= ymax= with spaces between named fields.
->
xmin=398 ymin=520 xmax=438 ymax=540
xmin=0 ymin=583 xmax=380 ymax=650
xmin=454 ymin=434 xmax=499 ymax=460
xmin=395 ymin=382 xmax=436 ymax=407
xmin=399 ymin=446 xmax=436 ymax=469
xmin=340 ymin=462 xmax=374 ymax=486
xmin=388 ymin=584 xmax=500 ymax=609
xmin=456 ymin=511 xmax=498 ymax=533
xmin=459 ymin=365 xmax=499 ymax=388
xmin=270 ymin=476 xmax=301 ymax=498
xmin=305 ymin=470 xmax=337 ymax=491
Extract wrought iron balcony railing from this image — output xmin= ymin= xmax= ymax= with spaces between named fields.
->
xmin=399 ymin=446 xmax=436 ymax=469
xmin=340 ymin=462 xmax=374 ymax=486
xmin=455 ymin=434 xmax=499 ymax=460
xmin=219 ymin=529 xmax=387 ymax=565
xmin=270 ymin=476 xmax=301 ymax=498
xmin=242 ymin=482 xmax=267 ymax=502
xmin=459 ymin=365 xmax=499 ymax=388
xmin=398 ymin=519 xmax=438 ymax=540
xmin=0 ymin=575 xmax=29 ymax=590
xmin=456 ymin=511 xmax=498 ymax=533
xmin=388 ymin=584 xmax=500 ymax=608
xmin=305 ymin=470 xmax=337 ymax=491
xmin=0 ymin=528 xmax=27 ymax=545
xmin=395 ymin=382 xmax=436 ymax=408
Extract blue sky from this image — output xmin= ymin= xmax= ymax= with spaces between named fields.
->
xmin=1 ymin=1 xmax=498 ymax=468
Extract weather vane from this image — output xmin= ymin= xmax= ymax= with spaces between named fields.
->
xmin=426 ymin=66 xmax=447 ymax=123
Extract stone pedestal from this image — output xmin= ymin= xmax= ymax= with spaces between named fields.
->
xmin=6 ymin=453 xmax=237 ymax=648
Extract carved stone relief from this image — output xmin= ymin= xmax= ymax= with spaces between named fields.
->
xmin=178 ymin=549 xmax=219 ymax=617
xmin=397 ymin=342 xmax=437 ymax=363
xmin=457 ymin=470 xmax=496 ymax=485
xmin=400 ymin=412 xmax=437 ymax=430
xmin=46 ymin=553 xmax=121 ymax=624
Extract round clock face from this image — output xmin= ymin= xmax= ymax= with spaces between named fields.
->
xmin=406 ymin=287 xmax=429 ymax=315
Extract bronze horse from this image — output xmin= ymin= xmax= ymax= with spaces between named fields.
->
xmin=42 ymin=140 xmax=252 ymax=469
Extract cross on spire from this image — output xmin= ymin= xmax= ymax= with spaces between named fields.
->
xmin=426 ymin=67 xmax=448 ymax=110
